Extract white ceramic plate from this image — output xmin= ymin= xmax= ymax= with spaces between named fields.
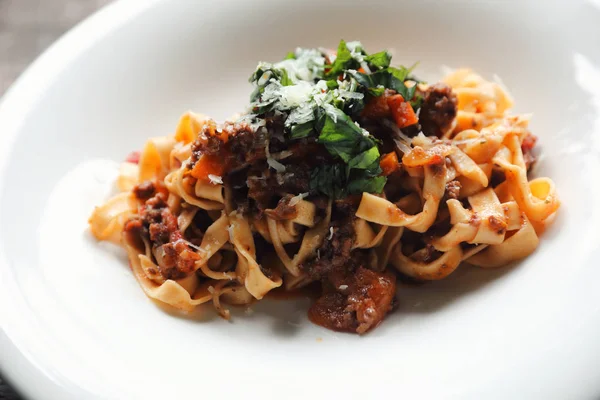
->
xmin=1 ymin=0 xmax=599 ymax=399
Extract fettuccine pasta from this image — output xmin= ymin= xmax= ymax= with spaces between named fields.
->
xmin=89 ymin=41 xmax=559 ymax=334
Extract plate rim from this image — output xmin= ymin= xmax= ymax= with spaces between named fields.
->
xmin=1 ymin=0 xmax=600 ymax=399
xmin=0 ymin=1 xmax=160 ymax=399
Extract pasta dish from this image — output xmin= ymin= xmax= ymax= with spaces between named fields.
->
xmin=89 ymin=41 xmax=559 ymax=334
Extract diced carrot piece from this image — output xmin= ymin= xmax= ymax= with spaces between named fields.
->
xmin=387 ymin=95 xmax=418 ymax=128
xmin=362 ymin=94 xmax=391 ymax=119
xmin=190 ymin=154 xmax=225 ymax=181
xmin=358 ymin=67 xmax=366 ymax=73
xmin=379 ymin=152 xmax=400 ymax=176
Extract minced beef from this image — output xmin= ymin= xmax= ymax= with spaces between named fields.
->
xmin=123 ymin=192 xmax=199 ymax=280
xmin=444 ymin=180 xmax=462 ymax=200
xmin=521 ymin=133 xmax=537 ymax=171
xmin=419 ymin=83 xmax=458 ymax=138
xmin=308 ymin=267 xmax=397 ymax=334
xmin=190 ymin=121 xmax=267 ymax=173
xmin=132 ymin=181 xmax=156 ymax=201
xmin=301 ymin=221 xmax=355 ymax=280
xmin=264 ymin=195 xmax=299 ymax=220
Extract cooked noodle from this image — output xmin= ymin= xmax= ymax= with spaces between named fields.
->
xmin=89 ymin=43 xmax=559 ymax=334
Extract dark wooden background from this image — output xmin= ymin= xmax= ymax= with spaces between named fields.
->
xmin=0 ymin=1 xmax=112 ymax=397
xmin=0 ymin=0 xmax=112 ymax=93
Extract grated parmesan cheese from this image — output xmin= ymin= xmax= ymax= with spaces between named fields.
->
xmin=207 ymin=285 xmax=215 ymax=294
xmin=359 ymin=61 xmax=371 ymax=74
xmin=272 ymin=150 xmax=294 ymax=160
xmin=328 ymin=227 xmax=334 ymax=240
xmin=382 ymin=118 xmax=413 ymax=153
xmin=322 ymin=103 xmax=339 ymax=121
xmin=279 ymin=81 xmax=315 ymax=109
xmin=338 ymin=90 xmax=364 ymax=100
xmin=173 ymin=238 xmax=206 ymax=253
xmin=289 ymin=192 xmax=309 ymax=206
xmin=274 ymin=48 xmax=325 ymax=83
xmin=208 ymin=174 xmax=223 ymax=185
xmin=226 ymin=224 xmax=235 ymax=239
xmin=267 ymin=157 xmax=286 ymax=172
xmin=275 ymin=174 xmax=284 ymax=185
xmin=338 ymin=285 xmax=348 ymax=290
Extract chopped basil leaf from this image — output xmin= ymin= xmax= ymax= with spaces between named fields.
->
xmin=349 ymin=70 xmax=374 ymax=88
xmin=410 ymin=94 xmax=424 ymax=110
xmin=326 ymin=80 xmax=339 ymax=90
xmin=343 ymin=98 xmax=365 ymax=118
xmin=406 ymin=84 xmax=417 ymax=101
xmin=317 ymin=106 xmax=375 ymax=163
xmin=280 ymin=69 xmax=293 ymax=86
xmin=310 ymin=164 xmax=386 ymax=198
xmin=350 ymin=66 xmax=417 ymax=100
xmin=325 ymin=40 xmax=357 ymax=78
xmin=365 ymin=51 xmax=391 ymax=69
xmin=388 ymin=66 xmax=411 ymax=82
xmin=368 ymin=86 xmax=386 ymax=97
xmin=310 ymin=164 xmax=347 ymax=198
xmin=349 ymin=69 xmax=400 ymax=93
xmin=318 ymin=109 xmax=361 ymax=162
xmin=346 ymin=175 xmax=386 ymax=195
xmin=348 ymin=146 xmax=380 ymax=171
xmin=290 ymin=121 xmax=314 ymax=139
xmin=248 ymin=42 xmax=423 ymax=199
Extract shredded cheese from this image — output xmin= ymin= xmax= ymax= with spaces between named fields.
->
xmin=208 ymin=174 xmax=223 ymax=185
xmin=274 ymin=48 xmax=325 ymax=82
xmin=173 ymin=238 xmax=206 ymax=253
xmin=289 ymin=192 xmax=309 ymax=206
xmin=272 ymin=150 xmax=294 ymax=160
xmin=267 ymin=157 xmax=286 ymax=172
xmin=226 ymin=224 xmax=235 ymax=239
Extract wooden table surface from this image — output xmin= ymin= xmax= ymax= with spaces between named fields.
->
xmin=0 ymin=1 xmax=113 ymax=397
xmin=0 ymin=0 xmax=112 ymax=94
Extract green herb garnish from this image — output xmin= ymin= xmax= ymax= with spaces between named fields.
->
xmin=365 ymin=51 xmax=392 ymax=69
xmin=248 ymin=40 xmax=423 ymax=198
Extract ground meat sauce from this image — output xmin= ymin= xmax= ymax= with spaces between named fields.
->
xmin=130 ymin=86 xmax=459 ymax=330
xmin=419 ymin=83 xmax=458 ymax=138
xmin=298 ymin=196 xmax=398 ymax=333
xmin=521 ymin=133 xmax=537 ymax=171
xmin=132 ymin=181 xmax=156 ymax=201
xmin=444 ymin=180 xmax=462 ymax=201
xmin=192 ymin=118 xmax=324 ymax=216
xmin=151 ymin=81 xmax=455 ymax=332
xmin=308 ymin=267 xmax=397 ymax=334
xmin=302 ymin=221 xmax=355 ymax=280
xmin=242 ymin=167 xmax=309 ymax=215
xmin=190 ymin=121 xmax=267 ymax=173
xmin=300 ymin=197 xmax=361 ymax=279
xmin=264 ymin=194 xmax=299 ymax=221
xmin=124 ymin=192 xmax=199 ymax=280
